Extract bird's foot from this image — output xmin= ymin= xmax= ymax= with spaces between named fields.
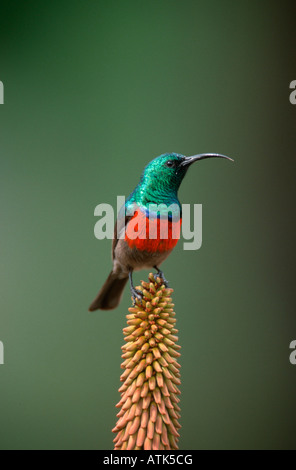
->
xmin=129 ymin=270 xmax=144 ymax=306
xmin=153 ymin=267 xmax=169 ymax=287
xmin=131 ymin=286 xmax=143 ymax=306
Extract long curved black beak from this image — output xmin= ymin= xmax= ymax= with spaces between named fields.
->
xmin=181 ymin=153 xmax=234 ymax=167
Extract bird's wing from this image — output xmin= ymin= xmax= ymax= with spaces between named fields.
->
xmin=112 ymin=215 xmax=132 ymax=260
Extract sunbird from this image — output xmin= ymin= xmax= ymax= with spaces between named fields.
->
xmin=89 ymin=153 xmax=232 ymax=311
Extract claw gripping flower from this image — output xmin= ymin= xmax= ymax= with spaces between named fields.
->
xmin=112 ymin=273 xmax=181 ymax=450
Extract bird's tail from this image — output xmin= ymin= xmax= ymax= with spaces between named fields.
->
xmin=88 ymin=271 xmax=129 ymax=311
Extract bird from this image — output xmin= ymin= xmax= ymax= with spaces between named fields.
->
xmin=89 ymin=152 xmax=232 ymax=311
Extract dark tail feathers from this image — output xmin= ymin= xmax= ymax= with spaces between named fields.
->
xmin=88 ymin=271 xmax=128 ymax=311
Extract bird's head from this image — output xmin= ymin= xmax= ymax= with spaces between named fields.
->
xmin=138 ymin=153 xmax=233 ymax=203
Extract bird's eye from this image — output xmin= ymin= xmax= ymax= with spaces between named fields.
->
xmin=165 ymin=160 xmax=175 ymax=168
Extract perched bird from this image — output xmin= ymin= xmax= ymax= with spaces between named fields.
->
xmin=89 ymin=153 xmax=232 ymax=311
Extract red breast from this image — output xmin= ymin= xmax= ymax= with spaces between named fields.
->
xmin=125 ymin=210 xmax=182 ymax=253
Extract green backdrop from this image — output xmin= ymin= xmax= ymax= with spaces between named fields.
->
xmin=0 ymin=0 xmax=295 ymax=449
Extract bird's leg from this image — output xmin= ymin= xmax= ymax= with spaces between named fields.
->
xmin=153 ymin=266 xmax=169 ymax=287
xmin=129 ymin=270 xmax=143 ymax=305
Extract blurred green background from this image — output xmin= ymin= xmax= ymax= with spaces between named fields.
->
xmin=0 ymin=0 xmax=295 ymax=450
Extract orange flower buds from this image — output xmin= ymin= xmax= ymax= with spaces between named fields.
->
xmin=113 ymin=273 xmax=181 ymax=450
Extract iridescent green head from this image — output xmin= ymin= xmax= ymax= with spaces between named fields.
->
xmin=130 ymin=152 xmax=232 ymax=206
